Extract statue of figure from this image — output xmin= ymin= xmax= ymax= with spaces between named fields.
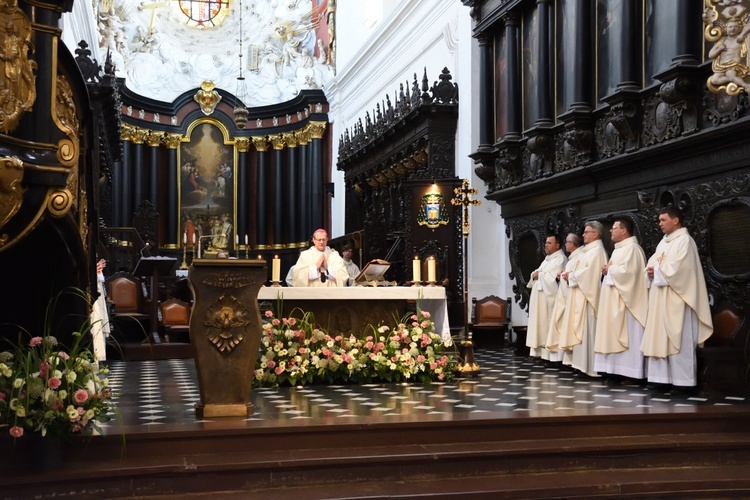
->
xmin=211 ymin=215 xmax=231 ymax=250
xmin=316 ymin=39 xmax=328 ymax=64
xmin=708 ymin=16 xmax=750 ymax=94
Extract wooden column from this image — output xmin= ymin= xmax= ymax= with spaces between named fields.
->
xmin=252 ymin=136 xmax=269 ymax=248
xmin=145 ymin=132 xmax=161 ymax=209
xmin=297 ymin=131 xmax=310 ymax=243
xmin=308 ymin=121 xmax=327 ymax=231
xmin=282 ymin=132 xmax=298 ymax=245
xmin=270 ymin=134 xmax=285 ymax=247
xmin=164 ymin=133 xmax=182 ymax=246
xmin=235 ymin=138 xmax=250 ymax=248
xmin=130 ymin=127 xmax=147 ymax=212
xmin=535 ymin=0 xmax=553 ymax=125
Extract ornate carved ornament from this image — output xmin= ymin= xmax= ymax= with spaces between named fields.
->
xmin=703 ymin=0 xmax=750 ymax=96
xmin=202 ymin=293 xmax=251 ymax=354
xmin=194 ymin=81 xmax=222 ymax=116
xmin=417 ymin=190 xmax=450 ymax=229
xmin=0 ymin=1 xmax=37 ymax=134
xmin=0 ymin=155 xmax=24 ymax=237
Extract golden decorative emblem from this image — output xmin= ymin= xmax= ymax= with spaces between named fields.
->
xmin=194 ymin=81 xmax=222 ymax=116
xmin=202 ymin=294 xmax=251 ymax=354
xmin=0 ymin=1 xmax=37 ymax=133
xmin=0 ymin=155 xmax=24 ymax=230
xmin=47 ymin=188 xmax=73 ymax=218
xmin=202 ymin=270 xmax=258 ymax=289
xmin=55 ymin=74 xmax=79 ymax=138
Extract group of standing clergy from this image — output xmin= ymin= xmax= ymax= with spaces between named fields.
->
xmin=525 ymin=207 xmax=714 ymax=388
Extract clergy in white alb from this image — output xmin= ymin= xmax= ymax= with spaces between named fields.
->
xmin=593 ymin=219 xmax=649 ymax=379
xmin=559 ymin=222 xmax=608 ymax=377
xmin=292 ymin=229 xmax=349 ymax=287
xmin=641 ymin=208 xmax=713 ymax=387
xmin=545 ymin=233 xmax=583 ymax=363
xmin=526 ymin=235 xmax=567 ymax=359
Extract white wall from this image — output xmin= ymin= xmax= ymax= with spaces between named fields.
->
xmin=329 ymin=0 xmax=516 ymax=321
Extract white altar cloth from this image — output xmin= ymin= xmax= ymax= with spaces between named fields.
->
xmin=257 ymin=286 xmax=451 ymax=341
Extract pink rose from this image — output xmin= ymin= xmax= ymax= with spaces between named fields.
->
xmin=48 ymin=377 xmax=62 ymax=389
xmin=267 ymin=360 xmax=276 ymax=369
xmin=438 ymin=373 xmax=445 ymax=380
xmin=39 ymin=362 xmax=49 ymax=378
xmin=430 ymin=362 xmax=438 ymax=370
xmin=421 ymin=311 xmax=431 ymax=319
xmin=57 ymin=351 xmax=70 ymax=360
xmin=9 ymin=426 xmax=23 ymax=438
xmin=29 ymin=337 xmax=42 ymax=347
xmin=417 ymin=355 xmax=425 ymax=363
xmin=411 ymin=315 xmax=418 ymax=321
xmin=298 ymin=347 xmax=307 ymax=354
xmin=274 ymin=366 xmax=284 ymax=375
xmin=288 ymin=318 xmax=297 ymax=326
xmin=74 ymin=389 xmax=89 ymax=404
xmin=264 ymin=310 xmax=273 ymax=318
xmin=272 ymin=318 xmax=280 ymax=326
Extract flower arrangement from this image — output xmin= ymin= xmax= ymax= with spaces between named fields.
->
xmin=254 ymin=307 xmax=456 ymax=387
xmin=0 ymin=290 xmax=114 ymax=441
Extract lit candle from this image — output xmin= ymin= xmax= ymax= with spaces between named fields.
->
xmin=427 ymin=256 xmax=436 ymax=282
xmin=257 ymin=254 xmax=263 ymax=260
xmin=192 ymin=233 xmax=196 ymax=245
xmin=272 ymin=255 xmax=281 ymax=282
xmin=413 ymin=256 xmax=421 ymax=282
xmin=235 ymin=234 xmax=239 ymax=246
xmin=245 ymin=234 xmax=248 ymax=245
xmin=183 ymin=232 xmax=187 ymax=245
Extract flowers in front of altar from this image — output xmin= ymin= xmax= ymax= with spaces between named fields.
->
xmin=254 ymin=308 xmax=455 ymax=387
xmin=0 ymin=292 xmax=114 ymax=441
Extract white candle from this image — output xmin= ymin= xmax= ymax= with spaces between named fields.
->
xmin=413 ymin=257 xmax=421 ymax=282
xmin=235 ymin=234 xmax=239 ymax=246
xmin=427 ymin=257 xmax=436 ymax=282
xmin=272 ymin=255 xmax=281 ymax=282
xmin=245 ymin=234 xmax=249 ymax=245
xmin=192 ymin=233 xmax=196 ymax=245
xmin=183 ymin=232 xmax=187 ymax=245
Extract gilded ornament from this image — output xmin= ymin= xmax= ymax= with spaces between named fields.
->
xmin=194 ymin=81 xmax=222 ymax=116
xmin=0 ymin=1 xmax=37 ymax=133
xmin=163 ymin=133 xmax=183 ymax=149
xmin=251 ymin=136 xmax=268 ymax=152
xmin=0 ymin=155 xmax=24 ymax=230
xmin=234 ymin=137 xmax=250 ymax=153
xmin=202 ymin=270 xmax=258 ymax=289
xmin=47 ymin=188 xmax=73 ymax=218
xmin=54 ymin=74 xmax=79 ymax=137
xmin=704 ymin=1 xmax=750 ymax=95
xmin=269 ymin=134 xmax=285 ymax=150
xmin=306 ymin=120 xmax=327 ymax=139
xmin=202 ymin=294 xmax=251 ymax=354
xmin=282 ymin=131 xmax=298 ymax=148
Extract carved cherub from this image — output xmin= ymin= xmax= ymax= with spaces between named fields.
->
xmin=708 ymin=16 xmax=750 ymax=93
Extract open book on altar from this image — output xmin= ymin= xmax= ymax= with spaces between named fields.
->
xmin=354 ymin=259 xmax=397 ymax=286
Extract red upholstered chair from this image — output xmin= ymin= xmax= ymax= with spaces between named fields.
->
xmin=697 ymin=305 xmax=750 ymax=394
xmin=470 ymin=296 xmax=511 ymax=348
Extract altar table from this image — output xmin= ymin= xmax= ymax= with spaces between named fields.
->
xmin=257 ymin=286 xmax=450 ymax=341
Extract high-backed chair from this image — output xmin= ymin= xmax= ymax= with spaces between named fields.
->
xmin=104 ymin=272 xmax=150 ymax=342
xmin=697 ymin=305 xmax=750 ymax=394
xmin=471 ymin=295 xmax=511 ymax=348
xmin=159 ymin=298 xmax=191 ymax=343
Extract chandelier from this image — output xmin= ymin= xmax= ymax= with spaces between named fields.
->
xmin=233 ymin=0 xmax=249 ymax=129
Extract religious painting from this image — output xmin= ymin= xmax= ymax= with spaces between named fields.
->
xmin=179 ymin=120 xmax=235 ymax=253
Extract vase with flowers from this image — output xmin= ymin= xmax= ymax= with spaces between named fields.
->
xmin=0 ymin=289 xmax=114 ymax=469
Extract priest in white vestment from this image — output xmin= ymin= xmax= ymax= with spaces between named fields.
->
xmin=526 ymin=235 xmax=567 ymax=359
xmin=641 ymin=208 xmax=713 ymax=387
xmin=341 ymin=244 xmax=360 ymax=286
xmin=594 ymin=218 xmax=649 ymax=379
xmin=546 ymin=233 xmax=583 ymax=362
xmin=90 ymin=257 xmax=110 ymax=365
xmin=292 ymin=229 xmax=349 ymax=287
xmin=559 ymin=221 xmax=608 ymax=377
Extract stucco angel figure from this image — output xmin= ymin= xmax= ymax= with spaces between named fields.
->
xmin=707 ymin=15 xmax=750 ymax=94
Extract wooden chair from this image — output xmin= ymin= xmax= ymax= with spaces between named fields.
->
xmin=470 ymin=296 xmax=511 ymax=348
xmin=697 ymin=305 xmax=750 ymax=394
xmin=159 ymin=298 xmax=191 ymax=343
xmin=104 ymin=272 xmax=150 ymax=342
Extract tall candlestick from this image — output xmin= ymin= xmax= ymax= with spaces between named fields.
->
xmin=413 ymin=256 xmax=421 ymax=282
xmin=427 ymin=256 xmax=436 ymax=283
xmin=272 ymin=255 xmax=281 ymax=282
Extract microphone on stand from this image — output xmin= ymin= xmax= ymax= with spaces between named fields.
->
xmin=140 ymin=242 xmax=151 ymax=258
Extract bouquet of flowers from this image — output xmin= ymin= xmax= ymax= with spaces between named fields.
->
xmin=254 ymin=307 xmax=455 ymax=387
xmin=0 ymin=291 xmax=113 ymax=440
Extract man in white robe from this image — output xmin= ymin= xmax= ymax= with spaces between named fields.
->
xmin=546 ymin=233 xmax=582 ymax=362
xmin=526 ymin=235 xmax=567 ymax=359
xmin=90 ymin=257 xmax=110 ymax=365
xmin=341 ymin=244 xmax=360 ymax=286
xmin=559 ymin=221 xmax=608 ymax=377
xmin=641 ymin=207 xmax=713 ymax=387
xmin=292 ymin=229 xmax=348 ymax=287
xmin=594 ymin=217 xmax=649 ymax=379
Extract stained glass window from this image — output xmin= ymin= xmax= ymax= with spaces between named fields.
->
xmin=174 ymin=0 xmax=230 ymax=29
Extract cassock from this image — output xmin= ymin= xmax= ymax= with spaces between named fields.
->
xmin=546 ymin=246 xmax=582 ymax=362
xmin=292 ymin=246 xmax=349 ymax=287
xmin=641 ymin=227 xmax=713 ymax=386
xmin=559 ymin=239 xmax=608 ymax=376
xmin=526 ymin=248 xmax=567 ymax=359
xmin=594 ymin=236 xmax=649 ymax=379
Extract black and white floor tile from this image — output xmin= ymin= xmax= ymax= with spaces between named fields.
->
xmin=100 ymin=348 xmax=749 ymax=433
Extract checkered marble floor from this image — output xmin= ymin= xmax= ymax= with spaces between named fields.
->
xmin=101 ymin=348 xmax=749 ymax=432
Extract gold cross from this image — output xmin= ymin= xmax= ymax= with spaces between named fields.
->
xmin=657 ymin=252 xmax=665 ymax=264
xmin=450 ymin=179 xmax=481 ymax=238
xmin=140 ymin=1 xmax=169 ymax=34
